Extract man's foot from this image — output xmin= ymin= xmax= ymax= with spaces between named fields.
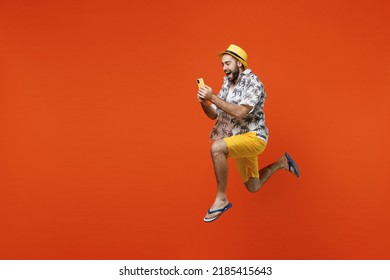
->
xmin=203 ymin=200 xmax=232 ymax=223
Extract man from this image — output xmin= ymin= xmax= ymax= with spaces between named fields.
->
xmin=198 ymin=44 xmax=300 ymax=223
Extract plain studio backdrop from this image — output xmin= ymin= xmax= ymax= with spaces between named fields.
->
xmin=1 ymin=0 xmax=389 ymax=259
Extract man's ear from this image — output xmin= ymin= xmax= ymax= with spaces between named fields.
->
xmin=236 ymin=60 xmax=243 ymax=68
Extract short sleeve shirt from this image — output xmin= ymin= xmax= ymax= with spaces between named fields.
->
xmin=210 ymin=69 xmax=269 ymax=142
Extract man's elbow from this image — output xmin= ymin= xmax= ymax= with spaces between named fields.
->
xmin=234 ymin=106 xmax=252 ymax=119
xmin=234 ymin=110 xmax=249 ymax=119
xmin=209 ymin=114 xmax=217 ymax=120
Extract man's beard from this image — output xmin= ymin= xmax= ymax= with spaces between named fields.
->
xmin=228 ymin=66 xmax=240 ymax=84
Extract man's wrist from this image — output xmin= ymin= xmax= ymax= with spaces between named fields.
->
xmin=209 ymin=94 xmax=217 ymax=103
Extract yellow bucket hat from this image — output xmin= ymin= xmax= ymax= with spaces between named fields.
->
xmin=218 ymin=44 xmax=248 ymax=67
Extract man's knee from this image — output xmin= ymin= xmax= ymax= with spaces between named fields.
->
xmin=245 ymin=178 xmax=261 ymax=193
xmin=211 ymin=140 xmax=228 ymax=158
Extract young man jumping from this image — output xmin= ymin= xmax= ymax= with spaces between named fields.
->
xmin=197 ymin=44 xmax=300 ymax=222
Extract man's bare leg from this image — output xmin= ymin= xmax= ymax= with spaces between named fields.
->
xmin=204 ymin=140 xmax=230 ymax=220
xmin=245 ymin=154 xmax=298 ymax=193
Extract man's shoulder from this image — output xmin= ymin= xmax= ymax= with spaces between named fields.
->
xmin=243 ymin=68 xmax=258 ymax=78
xmin=242 ymin=69 xmax=263 ymax=86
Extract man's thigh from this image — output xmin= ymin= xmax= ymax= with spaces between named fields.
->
xmin=236 ymin=157 xmax=260 ymax=182
xmin=223 ymin=132 xmax=266 ymax=158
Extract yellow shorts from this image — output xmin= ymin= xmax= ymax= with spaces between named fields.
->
xmin=223 ymin=132 xmax=267 ymax=182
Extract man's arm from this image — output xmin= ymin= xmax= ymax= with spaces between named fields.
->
xmin=198 ymin=85 xmax=252 ymax=119
xmin=199 ymin=100 xmax=217 ymax=120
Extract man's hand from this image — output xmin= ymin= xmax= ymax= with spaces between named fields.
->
xmin=197 ymin=92 xmax=207 ymax=103
xmin=197 ymin=84 xmax=251 ymax=119
xmin=197 ymin=85 xmax=214 ymax=101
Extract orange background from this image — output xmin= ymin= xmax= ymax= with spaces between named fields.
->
xmin=1 ymin=0 xmax=389 ymax=259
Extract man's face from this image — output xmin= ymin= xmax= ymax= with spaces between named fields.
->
xmin=221 ymin=54 xmax=240 ymax=83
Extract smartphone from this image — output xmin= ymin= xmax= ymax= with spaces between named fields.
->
xmin=196 ymin=78 xmax=205 ymax=89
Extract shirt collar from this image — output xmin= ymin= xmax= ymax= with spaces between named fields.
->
xmin=242 ymin=68 xmax=252 ymax=75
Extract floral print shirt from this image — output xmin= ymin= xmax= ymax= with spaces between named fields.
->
xmin=210 ymin=69 xmax=269 ymax=142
